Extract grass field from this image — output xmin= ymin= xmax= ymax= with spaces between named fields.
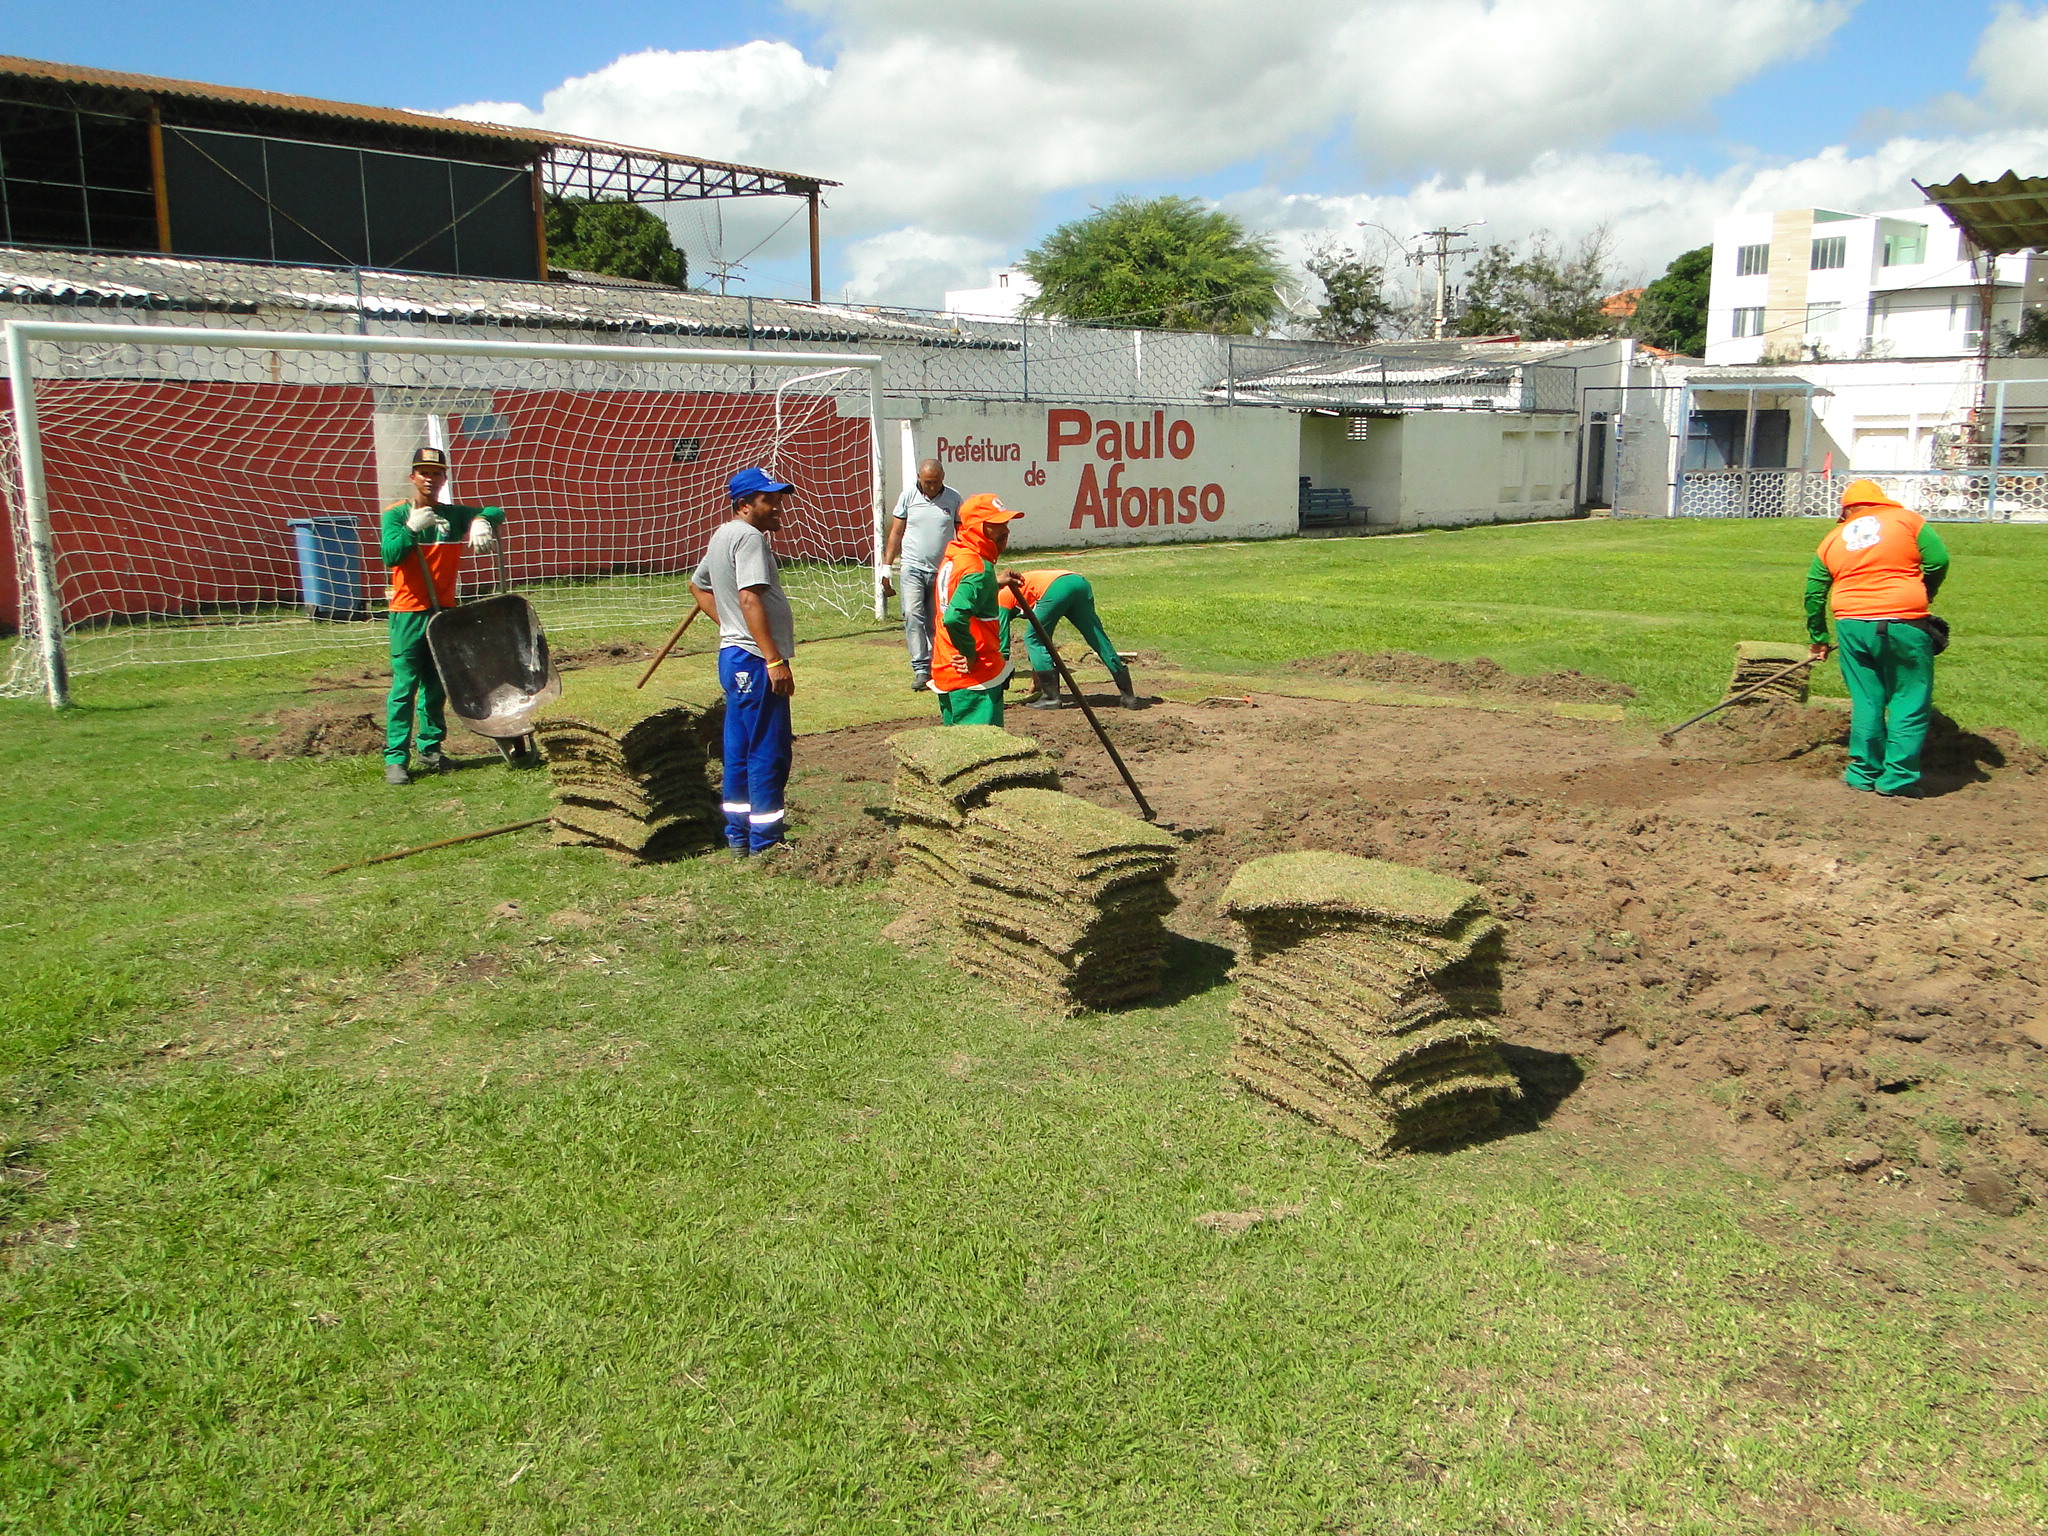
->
xmin=4 ymin=519 xmax=2045 ymax=1533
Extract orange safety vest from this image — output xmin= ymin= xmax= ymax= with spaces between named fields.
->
xmin=995 ymin=570 xmax=1073 ymax=611
xmin=929 ymin=532 xmax=1010 ymax=691
xmin=387 ymin=543 xmax=465 ymax=612
xmin=1816 ymin=497 xmax=1929 ymax=620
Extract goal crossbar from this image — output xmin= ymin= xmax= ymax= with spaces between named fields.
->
xmin=3 ymin=320 xmax=887 ymax=707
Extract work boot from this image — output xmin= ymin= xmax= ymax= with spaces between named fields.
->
xmin=417 ymin=750 xmax=446 ymax=773
xmin=384 ymin=762 xmax=412 ymax=786
xmin=1111 ymin=665 xmax=1143 ymax=711
xmin=1025 ymin=669 xmax=1067 ymax=709
xmin=911 ymin=672 xmax=930 ymax=695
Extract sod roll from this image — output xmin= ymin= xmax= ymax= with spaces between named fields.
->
xmin=951 ymin=788 xmax=1178 ymax=1014
xmin=886 ymin=726 xmax=1059 ymax=905
xmin=1221 ymin=851 xmax=1517 ymax=1154
xmin=535 ymin=697 xmax=727 ymax=862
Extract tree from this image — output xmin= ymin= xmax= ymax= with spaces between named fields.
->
xmin=1631 ymin=245 xmax=1711 ymax=355
xmin=1304 ymin=244 xmax=1394 ymax=343
xmin=545 ymin=199 xmax=688 ymax=287
xmin=2001 ymin=307 xmax=2048 ymax=357
xmin=1018 ymin=195 xmax=1289 ymax=333
xmin=1452 ymin=230 xmax=1615 ymax=340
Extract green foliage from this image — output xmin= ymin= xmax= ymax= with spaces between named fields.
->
xmin=1304 ymin=244 xmax=1394 ymax=343
xmin=2000 ymin=305 xmax=2048 ymax=357
xmin=1019 ymin=195 xmax=1288 ymax=333
xmin=1455 ymin=230 xmax=1615 ymax=341
xmin=1632 ymin=245 xmax=1712 ymax=355
xmin=544 ymin=199 xmax=688 ymax=287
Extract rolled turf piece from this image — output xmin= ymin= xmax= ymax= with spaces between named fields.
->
xmin=535 ymin=696 xmax=726 ymax=863
xmin=1219 ymin=850 xmax=1518 ymax=1154
xmin=953 ymin=787 xmax=1180 ymax=1014
xmin=886 ymin=725 xmax=1060 ymax=907
xmin=1726 ymin=641 xmax=1812 ymax=706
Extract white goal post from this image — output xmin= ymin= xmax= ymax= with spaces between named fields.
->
xmin=2 ymin=320 xmax=887 ymax=707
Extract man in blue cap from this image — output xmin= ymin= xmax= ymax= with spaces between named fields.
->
xmin=690 ymin=468 xmax=798 ymax=858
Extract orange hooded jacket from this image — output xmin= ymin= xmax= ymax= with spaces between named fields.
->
xmin=929 ymin=495 xmax=1022 ymax=691
xmin=1814 ymin=479 xmax=1932 ymax=620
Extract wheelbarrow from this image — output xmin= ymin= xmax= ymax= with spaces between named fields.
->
xmin=418 ymin=535 xmax=560 ymax=766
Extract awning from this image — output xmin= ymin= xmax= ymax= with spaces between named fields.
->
xmin=1916 ymin=171 xmax=2048 ymax=256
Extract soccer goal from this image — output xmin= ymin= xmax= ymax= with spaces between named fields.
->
xmin=1 ymin=320 xmax=886 ymax=706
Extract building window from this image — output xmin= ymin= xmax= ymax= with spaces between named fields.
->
xmin=1881 ymin=226 xmax=1925 ymax=266
xmin=1735 ymin=242 xmax=1770 ymax=277
xmin=1731 ymin=307 xmax=1766 ymax=338
xmin=1810 ymin=235 xmax=1847 ymax=271
xmin=1805 ymin=302 xmax=1843 ymax=335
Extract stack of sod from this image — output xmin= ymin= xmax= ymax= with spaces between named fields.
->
xmin=1219 ymin=851 xmax=1517 ymax=1153
xmin=1726 ymin=640 xmax=1812 ymax=706
xmin=953 ymin=787 xmax=1179 ymax=1013
xmin=886 ymin=725 xmax=1060 ymax=904
xmin=535 ymin=696 xmax=726 ymax=862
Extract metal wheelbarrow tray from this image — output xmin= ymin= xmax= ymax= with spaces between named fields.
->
xmin=422 ymin=544 xmax=561 ymax=763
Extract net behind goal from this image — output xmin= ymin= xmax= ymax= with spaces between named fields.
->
xmin=1 ymin=323 xmax=884 ymax=703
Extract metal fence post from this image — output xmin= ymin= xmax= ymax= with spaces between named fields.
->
xmin=1989 ymin=379 xmax=2007 ymax=521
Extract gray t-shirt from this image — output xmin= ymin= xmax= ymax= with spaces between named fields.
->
xmin=691 ymin=518 xmax=795 ymax=661
xmin=893 ymin=484 xmax=963 ymax=570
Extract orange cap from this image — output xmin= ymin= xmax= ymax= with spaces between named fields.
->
xmin=1840 ymin=478 xmax=1896 ymax=511
xmin=957 ymin=492 xmax=1024 ymax=525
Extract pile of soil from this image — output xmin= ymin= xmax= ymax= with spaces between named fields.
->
xmin=233 ymin=698 xmax=386 ymax=759
xmin=1292 ymin=650 xmax=1638 ymax=704
xmin=787 ymin=690 xmax=2048 ymax=1216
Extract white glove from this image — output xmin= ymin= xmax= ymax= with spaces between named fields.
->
xmin=467 ymin=518 xmax=497 ymax=553
xmin=405 ymin=504 xmax=440 ymax=534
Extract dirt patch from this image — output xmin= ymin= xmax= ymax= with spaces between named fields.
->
xmin=790 ymin=694 xmax=2048 ymax=1217
xmin=554 ymin=640 xmax=655 ymax=670
xmin=233 ymin=697 xmax=387 ymax=759
xmin=1292 ymin=650 xmax=1638 ymax=704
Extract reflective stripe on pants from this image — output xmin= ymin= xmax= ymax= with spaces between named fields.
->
xmin=719 ymin=646 xmax=794 ymax=852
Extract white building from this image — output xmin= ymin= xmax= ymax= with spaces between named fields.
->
xmin=942 ymin=267 xmax=1039 ymax=321
xmin=1704 ymin=203 xmax=2048 ymax=365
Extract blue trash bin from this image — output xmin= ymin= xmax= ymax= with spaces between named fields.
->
xmin=286 ymin=516 xmax=371 ymax=621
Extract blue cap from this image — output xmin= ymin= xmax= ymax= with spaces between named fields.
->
xmin=728 ymin=467 xmax=796 ymax=503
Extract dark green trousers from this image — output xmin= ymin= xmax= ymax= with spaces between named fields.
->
xmin=937 ymin=686 xmax=1005 ymax=727
xmin=385 ymin=610 xmax=446 ymax=765
xmin=1018 ymin=573 xmax=1121 ymax=673
xmin=1835 ymin=616 xmax=1935 ymax=793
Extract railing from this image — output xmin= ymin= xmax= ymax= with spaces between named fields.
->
xmin=1676 ymin=467 xmax=2048 ymax=521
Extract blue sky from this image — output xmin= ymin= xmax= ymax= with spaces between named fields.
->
xmin=1 ymin=0 xmax=2033 ymax=306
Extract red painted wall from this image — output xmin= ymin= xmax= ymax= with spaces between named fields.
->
xmin=0 ymin=381 xmax=871 ymax=631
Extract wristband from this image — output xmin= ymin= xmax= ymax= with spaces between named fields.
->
xmin=766 ymin=658 xmax=791 ymax=670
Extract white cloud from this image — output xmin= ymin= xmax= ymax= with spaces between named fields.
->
xmin=837 ymin=227 xmax=1006 ymax=306
xmin=1973 ymin=4 xmax=2048 ymax=122
xmin=442 ymin=3 xmax=1848 ymax=231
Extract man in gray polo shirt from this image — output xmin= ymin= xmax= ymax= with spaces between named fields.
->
xmin=881 ymin=457 xmax=962 ymax=691
xmin=690 ymin=467 xmax=798 ymax=856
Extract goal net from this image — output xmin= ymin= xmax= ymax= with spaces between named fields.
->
xmin=1 ymin=323 xmax=883 ymax=703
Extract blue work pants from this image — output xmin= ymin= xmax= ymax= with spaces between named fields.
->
xmin=718 ymin=646 xmax=794 ymax=852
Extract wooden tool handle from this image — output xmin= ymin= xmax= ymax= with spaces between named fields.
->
xmin=637 ymin=604 xmax=702 ymax=689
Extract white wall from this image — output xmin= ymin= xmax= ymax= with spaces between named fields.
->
xmin=886 ymin=399 xmax=1298 ymax=549
xmin=1385 ymin=413 xmax=1577 ymax=527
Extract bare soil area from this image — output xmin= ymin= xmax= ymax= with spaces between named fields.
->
xmin=1291 ymin=649 xmax=1639 ymax=703
xmin=788 ymin=687 xmax=2048 ymax=1224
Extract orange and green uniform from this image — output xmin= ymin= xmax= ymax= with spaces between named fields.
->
xmin=380 ymin=499 xmax=504 ymax=764
xmin=996 ymin=570 xmax=1122 ymax=674
xmin=1805 ymin=479 xmax=1950 ymax=794
xmin=930 ymin=518 xmax=1012 ymax=727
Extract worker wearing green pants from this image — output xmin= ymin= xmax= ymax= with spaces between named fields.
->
xmin=1806 ymin=478 xmax=1949 ymax=797
xmin=997 ymin=569 xmax=1141 ymax=710
xmin=380 ymin=445 xmax=507 ymax=785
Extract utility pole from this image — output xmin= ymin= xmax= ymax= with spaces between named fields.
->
xmin=1416 ymin=223 xmax=1484 ymax=340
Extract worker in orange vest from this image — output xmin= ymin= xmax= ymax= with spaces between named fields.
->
xmin=1805 ymin=478 xmax=1951 ymax=797
xmin=997 ymin=568 xmax=1140 ymax=711
xmin=928 ymin=493 xmax=1023 ymax=725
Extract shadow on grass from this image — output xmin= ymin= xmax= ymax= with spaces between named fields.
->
xmin=1471 ymin=1043 xmax=1588 ymax=1145
xmin=1144 ymin=933 xmax=1236 ymax=1009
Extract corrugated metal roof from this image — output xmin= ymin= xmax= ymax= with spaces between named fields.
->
xmin=0 ymin=53 xmax=836 ymax=188
xmin=1917 ymin=171 xmax=2048 ymax=256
